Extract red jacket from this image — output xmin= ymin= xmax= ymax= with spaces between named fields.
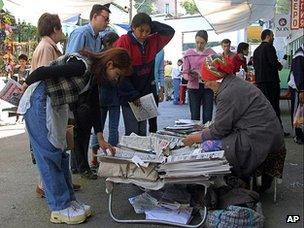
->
xmin=232 ymin=54 xmax=247 ymax=74
xmin=114 ymin=21 xmax=175 ymax=105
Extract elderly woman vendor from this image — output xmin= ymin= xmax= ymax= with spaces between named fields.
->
xmin=183 ymin=54 xmax=285 ymax=184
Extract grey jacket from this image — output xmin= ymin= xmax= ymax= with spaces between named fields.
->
xmin=203 ymin=75 xmax=284 ymax=176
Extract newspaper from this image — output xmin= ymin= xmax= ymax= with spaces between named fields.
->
xmin=119 ymin=133 xmax=155 ymax=152
xmin=0 ymin=79 xmax=22 ymax=106
xmin=97 ymin=146 xmax=161 ymax=163
xmin=129 ymin=93 xmax=158 ymax=121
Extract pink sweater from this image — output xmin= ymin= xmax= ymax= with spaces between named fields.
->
xmin=182 ymin=48 xmax=216 ymax=89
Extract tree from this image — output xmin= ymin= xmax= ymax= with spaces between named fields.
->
xmin=180 ymin=0 xmax=199 ymax=15
xmin=134 ymin=0 xmax=156 ymax=15
xmin=13 ymin=21 xmax=37 ymax=42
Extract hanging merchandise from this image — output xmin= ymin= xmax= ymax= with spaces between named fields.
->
xmin=0 ymin=10 xmax=15 ymax=77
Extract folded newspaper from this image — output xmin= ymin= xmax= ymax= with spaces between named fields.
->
xmin=158 ymin=150 xmax=231 ymax=179
xmin=129 ymin=93 xmax=158 ymax=121
xmin=0 ymin=79 xmax=22 ymax=106
xmin=119 ymin=133 xmax=184 ymax=156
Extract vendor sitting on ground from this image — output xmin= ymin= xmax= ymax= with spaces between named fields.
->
xmin=183 ymin=54 xmax=285 ymax=184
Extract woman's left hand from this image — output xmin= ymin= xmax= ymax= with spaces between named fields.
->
xmin=97 ymin=132 xmax=116 ymax=156
xmin=99 ymin=140 xmax=116 ymax=156
xmin=182 ymin=133 xmax=202 ymax=146
xmin=182 ymin=136 xmax=195 ymax=146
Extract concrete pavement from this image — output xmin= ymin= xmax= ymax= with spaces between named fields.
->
xmin=0 ymin=100 xmax=303 ymax=227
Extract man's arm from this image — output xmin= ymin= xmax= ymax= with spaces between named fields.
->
xmin=266 ymin=45 xmax=283 ymax=70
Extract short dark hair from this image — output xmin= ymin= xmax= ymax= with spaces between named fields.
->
xmin=18 ymin=54 xmax=28 ymax=61
xmin=221 ymin=39 xmax=231 ymax=45
xmin=237 ymin=42 xmax=249 ymax=53
xmin=37 ymin=13 xmax=61 ymax=37
xmin=195 ymin=30 xmax=208 ymax=42
xmin=131 ymin=13 xmax=152 ymax=29
xmin=90 ymin=4 xmax=111 ymax=21
xmin=261 ymin=29 xmax=273 ymax=40
xmin=178 ymin=59 xmax=183 ymax=64
xmin=103 ymin=32 xmax=119 ymax=49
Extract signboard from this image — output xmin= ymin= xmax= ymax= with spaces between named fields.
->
xmin=291 ymin=0 xmax=304 ymax=29
xmin=275 ymin=14 xmax=290 ymax=37
xmin=247 ymin=25 xmax=263 ymax=41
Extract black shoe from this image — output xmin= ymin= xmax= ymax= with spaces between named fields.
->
xmin=283 ymin=132 xmax=290 ymax=137
xmin=80 ymin=170 xmax=98 ymax=180
xmin=294 ymin=136 xmax=304 ymax=145
xmin=71 ymin=168 xmax=79 ymax=174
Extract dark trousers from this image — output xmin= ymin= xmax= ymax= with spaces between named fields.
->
xmin=71 ymin=107 xmax=92 ymax=173
xmin=122 ymin=105 xmax=147 ymax=136
xmin=148 ymin=95 xmax=159 ymax=133
xmin=188 ymin=83 xmax=214 ymax=124
xmin=257 ymin=82 xmax=282 ymax=124
xmin=290 ymin=88 xmax=304 ymax=140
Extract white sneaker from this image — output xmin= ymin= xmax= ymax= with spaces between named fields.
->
xmin=71 ymin=200 xmax=92 ymax=217
xmin=50 ymin=205 xmax=86 ymax=224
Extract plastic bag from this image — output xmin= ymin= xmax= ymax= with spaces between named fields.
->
xmin=293 ymin=105 xmax=304 ymax=128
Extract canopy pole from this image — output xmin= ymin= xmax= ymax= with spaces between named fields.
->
xmin=129 ymin=0 xmax=132 ymax=25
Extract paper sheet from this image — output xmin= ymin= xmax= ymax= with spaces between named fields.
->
xmin=129 ymin=93 xmax=158 ymax=121
xmin=0 ymin=79 xmax=22 ymax=106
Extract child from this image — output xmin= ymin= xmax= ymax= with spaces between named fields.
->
xmin=114 ymin=12 xmax=175 ymax=136
xmin=13 ymin=54 xmax=30 ymax=84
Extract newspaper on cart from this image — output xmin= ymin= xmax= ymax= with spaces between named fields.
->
xmin=0 ymin=79 xmax=22 ymax=106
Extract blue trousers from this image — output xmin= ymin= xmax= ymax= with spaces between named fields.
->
xmin=173 ymin=78 xmax=181 ymax=105
xmin=90 ymin=106 xmax=120 ymax=149
xmin=24 ymin=82 xmax=75 ymax=211
xmin=188 ymin=83 xmax=214 ymax=124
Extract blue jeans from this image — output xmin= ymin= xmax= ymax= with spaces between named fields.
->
xmin=173 ymin=78 xmax=181 ymax=104
xmin=90 ymin=106 xmax=120 ymax=149
xmin=188 ymin=83 xmax=214 ymax=124
xmin=122 ymin=105 xmax=147 ymax=136
xmin=24 ymin=82 xmax=75 ymax=211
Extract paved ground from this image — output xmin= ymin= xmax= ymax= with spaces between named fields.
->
xmin=0 ymin=100 xmax=303 ymax=228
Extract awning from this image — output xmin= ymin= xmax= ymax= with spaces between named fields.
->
xmin=193 ymin=0 xmax=276 ymax=34
xmin=2 ymin=0 xmax=113 ymax=24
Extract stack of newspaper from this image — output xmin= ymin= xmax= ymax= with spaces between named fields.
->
xmin=158 ymin=150 xmax=231 ymax=182
xmin=157 ymin=119 xmax=206 ymax=137
xmin=118 ymin=133 xmax=184 ymax=156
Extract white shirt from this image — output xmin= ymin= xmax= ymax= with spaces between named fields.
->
xmin=171 ymin=65 xmax=182 ymax=79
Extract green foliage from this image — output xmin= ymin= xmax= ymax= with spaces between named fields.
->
xmin=180 ymin=0 xmax=199 ymax=15
xmin=134 ymin=0 xmax=156 ymax=14
xmin=276 ymin=0 xmax=290 ymax=14
xmin=12 ymin=21 xmax=37 ymax=42
xmin=0 ymin=10 xmax=15 ymax=25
